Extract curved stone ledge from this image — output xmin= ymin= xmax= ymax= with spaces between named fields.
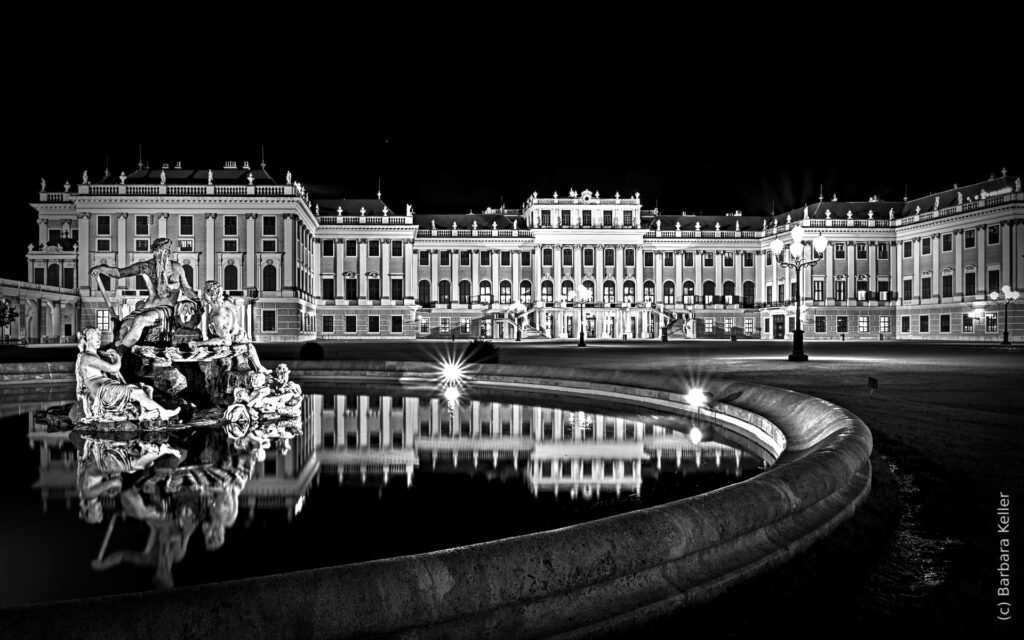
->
xmin=0 ymin=361 xmax=872 ymax=640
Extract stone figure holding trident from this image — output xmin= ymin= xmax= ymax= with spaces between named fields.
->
xmin=90 ymin=238 xmax=200 ymax=350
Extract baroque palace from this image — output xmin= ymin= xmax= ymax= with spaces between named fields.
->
xmin=2 ymin=160 xmax=1022 ymax=344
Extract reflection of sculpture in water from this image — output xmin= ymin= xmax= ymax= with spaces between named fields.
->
xmin=77 ymin=435 xmax=183 ymax=524
xmin=90 ymin=238 xmax=200 ymax=350
xmin=223 ymin=365 xmax=303 ymax=423
xmin=189 ymin=280 xmax=268 ymax=373
xmin=75 ymin=328 xmax=181 ymax=422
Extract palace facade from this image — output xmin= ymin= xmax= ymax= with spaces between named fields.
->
xmin=6 ymin=161 xmax=1022 ymax=344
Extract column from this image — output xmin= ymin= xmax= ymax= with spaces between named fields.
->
xmin=451 ymin=249 xmax=459 ymax=302
xmin=1001 ymin=221 xmax=1012 ymax=289
xmin=771 ymin=254 xmax=778 ymax=304
xmin=553 ymin=246 xmax=563 ymax=300
xmin=245 ymin=213 xmax=256 ymax=288
xmin=313 ymin=239 xmax=322 ymax=298
xmin=895 ymin=243 xmax=903 ymax=304
xmin=381 ymin=396 xmax=392 ymax=446
xmin=77 ymin=213 xmax=90 ymax=290
xmin=358 ymin=240 xmax=368 ymax=302
xmin=573 ymin=245 xmax=582 ymax=285
xmin=512 ymin=250 xmax=521 ymax=302
xmin=430 ymin=398 xmax=440 ymax=436
xmin=471 ymin=401 xmax=481 ymax=437
xmin=205 ymin=213 xmax=217 ymax=282
xmin=471 ymin=250 xmax=480 ymax=303
xmin=117 ymin=213 xmax=128 ymax=271
xmin=868 ymin=243 xmax=878 ymax=295
xmin=533 ymin=245 xmax=542 ymax=304
xmin=614 ymin=245 xmax=623 ymax=301
xmin=404 ymin=397 xmax=417 ymax=443
xmin=733 ymin=252 xmax=742 ymax=302
xmin=674 ymin=252 xmax=683 ymax=304
xmin=846 ymin=245 xmax=855 ymax=302
xmin=654 ymin=252 xmax=664 ymax=303
xmin=37 ymin=218 xmax=47 ymax=245
xmin=931 ymin=234 xmax=940 ymax=299
xmin=157 ymin=212 xmax=168 ymax=239
xmin=595 ymin=245 xmax=605 ymax=303
xmin=430 ymin=251 xmax=439 ymax=302
xmin=954 ymin=231 xmax=963 ymax=298
xmin=714 ymin=251 xmax=723 ymax=296
xmin=977 ymin=227 xmax=986 ymax=294
xmin=755 ymin=251 xmax=765 ymax=304
xmin=490 ymin=251 xmax=499 ymax=302
xmin=283 ymin=214 xmax=295 ymax=291
xmin=404 ymin=241 xmax=415 ymax=299
xmin=695 ymin=251 xmax=703 ymax=301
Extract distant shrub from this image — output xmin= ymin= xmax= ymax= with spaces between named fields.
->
xmin=462 ymin=339 xmax=499 ymax=364
xmin=299 ymin=341 xmax=324 ymax=361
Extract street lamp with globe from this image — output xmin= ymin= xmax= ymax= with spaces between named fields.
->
xmin=989 ymin=285 xmax=1020 ymax=345
xmin=507 ymin=301 xmax=527 ymax=341
xmin=570 ymin=286 xmax=593 ymax=347
xmin=769 ymin=223 xmax=828 ymax=361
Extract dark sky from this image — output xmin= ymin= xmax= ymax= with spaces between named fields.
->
xmin=6 ymin=44 xmax=1020 ymax=281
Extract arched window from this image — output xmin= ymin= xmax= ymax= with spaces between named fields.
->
xmin=561 ymin=280 xmax=574 ymax=302
xmin=603 ymin=280 xmax=616 ymax=302
xmin=562 ymin=248 xmax=573 ymax=266
xmin=743 ymin=280 xmax=755 ymax=307
xmin=541 ymin=280 xmax=553 ymax=303
xmin=224 ymin=265 xmax=238 ymax=291
xmin=604 ymin=248 xmax=614 ymax=266
xmin=263 ymin=264 xmax=277 ymax=292
xmin=643 ymin=280 xmax=655 ymax=303
xmin=47 ymin=264 xmax=60 ymax=287
xmin=182 ymin=264 xmax=194 ymax=289
xmin=623 ymin=281 xmax=635 ymax=303
xmin=499 ymin=280 xmax=512 ymax=304
xmin=459 ymin=280 xmax=471 ymax=304
xmin=583 ymin=281 xmax=595 ymax=301
xmin=683 ymin=280 xmax=695 ymax=304
xmin=418 ymin=280 xmax=431 ymax=305
xmin=723 ymin=280 xmax=735 ymax=303
xmin=703 ymin=280 xmax=715 ymax=304
xmin=479 ymin=280 xmax=492 ymax=304
xmin=520 ymin=280 xmax=532 ymax=303
xmin=439 ymin=280 xmax=451 ymax=304
xmin=663 ymin=281 xmax=675 ymax=304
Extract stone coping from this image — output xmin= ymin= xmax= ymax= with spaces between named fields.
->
xmin=0 ymin=361 xmax=872 ymax=640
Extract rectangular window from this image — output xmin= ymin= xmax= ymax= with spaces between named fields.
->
xmin=368 ymin=279 xmax=381 ymax=300
xmin=392 ymin=315 xmax=403 ymax=333
xmin=964 ymin=272 xmax=976 ymax=296
xmin=323 ymin=240 xmax=334 ymax=256
xmin=224 ymin=215 xmax=237 ymax=236
xmin=858 ymin=316 xmax=869 ymax=332
xmin=704 ymin=319 xmax=714 ymax=334
xmin=391 ymin=279 xmax=403 ymax=300
xmin=766 ymin=251 xmax=772 ymax=266
xmin=986 ymin=313 xmax=998 ymax=332
xmin=988 ymin=225 xmax=999 ymax=244
xmin=582 ymin=210 xmax=592 ymax=226
xmin=262 ymin=310 xmax=276 ymax=332
xmin=942 ymin=233 xmax=952 ymax=252
xmin=724 ymin=254 xmax=734 ymax=267
xmin=97 ymin=215 xmax=110 ymax=235
xmin=541 ymin=210 xmax=551 ymax=226
xmin=419 ymin=251 xmax=429 ymax=266
xmin=813 ymin=280 xmax=824 ymax=301
xmin=745 ymin=317 xmax=754 ymax=335
xmin=815 ymin=316 xmax=826 ymax=332
xmin=878 ymin=243 xmax=889 ymax=259
xmin=460 ymin=318 xmax=470 ymax=333
xmin=263 ymin=216 xmax=276 ymax=236
xmin=391 ymin=241 xmax=403 ymax=257
xmin=856 ymin=243 xmax=867 ymax=259
xmin=964 ymin=229 xmax=975 ymax=248
xmin=922 ymin=238 xmax=931 ymax=255
xmin=346 ymin=240 xmax=357 ymax=257
xmin=96 ymin=238 xmax=111 ymax=251
xmin=135 ymin=215 xmax=149 ymax=235
xmin=834 ymin=244 xmax=846 ymax=259
xmin=988 ymin=270 xmax=1000 ymax=294
xmin=345 ymin=279 xmax=357 ymax=299
xmin=921 ymin=276 xmax=931 ymax=299
xmin=880 ymin=316 xmax=890 ymax=333
xmin=835 ymin=280 xmax=847 ymax=301
xmin=96 ymin=309 xmax=110 ymax=331
xmin=440 ymin=317 xmax=451 ymax=333
xmin=500 ymin=251 xmax=511 ymax=266
xmin=624 ymin=211 xmax=633 ymax=226
xmin=223 ymin=239 xmax=237 ymax=252
xmin=460 ymin=251 xmax=471 ymax=266
xmin=345 ymin=316 xmax=357 ymax=332
xmin=560 ymin=210 xmax=571 ymax=227
xmin=940 ymin=314 xmax=950 ymax=332
xmin=368 ymin=316 xmax=380 ymax=333
xmin=480 ymin=252 xmax=491 ymax=266
xmin=903 ymin=242 xmax=912 ymax=258
xmin=262 ymin=239 xmax=277 ymax=252
xmin=664 ymin=252 xmax=673 ymax=267
xmin=837 ymin=316 xmax=848 ymax=333
xmin=521 ymin=251 xmax=531 ymax=266
xmin=766 ymin=286 xmax=772 ymax=304
xmin=920 ymin=315 xmax=929 ymax=332
xmin=703 ymin=253 xmax=713 ymax=267
xmin=901 ymin=316 xmax=910 ymax=332
xmin=135 ymin=238 xmax=150 ymax=252
xmin=684 ymin=252 xmax=694 ymax=267
xmin=743 ymin=252 xmax=753 ymax=267
xmin=962 ymin=314 xmax=973 ymax=333
xmin=175 ymin=239 xmax=191 ymax=252
xmin=179 ymin=215 xmax=193 ymax=236
xmin=644 ymin=252 xmax=654 ymax=267
xmin=603 ymin=211 xmax=613 ymax=226
xmin=942 ymin=274 xmax=952 ymax=297
xmin=419 ymin=317 xmax=429 ymax=333
xmin=322 ymin=278 xmax=335 ymax=299
xmin=903 ymin=279 xmax=913 ymax=301
xmin=322 ymin=315 xmax=334 ymax=333
xmin=363 ymin=240 xmax=376 ymax=257
xmin=440 ymin=251 xmax=450 ymax=266
xmin=724 ymin=318 xmax=734 ymax=334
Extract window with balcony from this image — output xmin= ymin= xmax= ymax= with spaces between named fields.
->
xmin=835 ymin=280 xmax=846 ymax=301
xmin=942 ymin=274 xmax=953 ymax=297
xmin=368 ymin=278 xmax=380 ymax=300
xmin=921 ymin=276 xmax=931 ymax=299
xmin=346 ymin=279 xmax=358 ymax=299
xmin=988 ymin=269 xmax=1000 ymax=294
xmin=702 ymin=281 xmax=715 ymax=304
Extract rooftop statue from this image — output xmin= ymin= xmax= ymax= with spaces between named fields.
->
xmin=286 ymin=170 xmax=292 ymax=185
xmin=75 ymin=328 xmax=181 ymax=423
xmin=889 ymin=208 xmax=895 ymax=220
xmin=90 ymin=238 xmax=201 ymax=351
xmin=160 ymin=170 xmax=166 ymax=185
xmin=40 ymin=178 xmax=46 ymax=192
xmin=513 ymin=219 xmax=518 ymax=230
xmin=208 ymin=169 xmax=214 ymax=185
xmin=958 ymin=191 xmax=963 ymax=205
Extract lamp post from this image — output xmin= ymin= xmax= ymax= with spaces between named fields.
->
xmin=570 ymin=286 xmax=593 ymax=347
xmin=770 ymin=223 xmax=828 ymax=362
xmin=989 ymin=285 xmax=1020 ymax=345
xmin=508 ymin=301 xmax=526 ymax=341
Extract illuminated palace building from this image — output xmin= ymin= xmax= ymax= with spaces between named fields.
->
xmin=5 ymin=161 xmax=1022 ymax=343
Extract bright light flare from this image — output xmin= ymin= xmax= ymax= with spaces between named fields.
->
xmin=688 ymin=426 xmax=703 ymax=445
xmin=443 ymin=386 xmax=460 ymax=403
xmin=438 ymin=358 xmax=466 ymax=385
xmin=684 ymin=387 xmax=707 ymax=408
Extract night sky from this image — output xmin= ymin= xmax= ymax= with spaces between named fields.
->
xmin=6 ymin=48 xmax=1020 ymax=281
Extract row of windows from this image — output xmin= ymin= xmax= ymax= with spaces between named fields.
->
xmin=899 ymin=314 xmax=1000 ymax=333
xmin=409 ymin=279 xmax=760 ymax=305
xmin=93 ymin=237 xmax=279 ymax=253
xmin=901 ymin=226 xmax=1000 ymax=257
xmin=91 ymin=214 xmax=279 ymax=238
xmin=324 ymin=239 xmax=404 ymax=258
xmin=538 ymin=210 xmax=635 ymax=227
xmin=321 ymin=315 xmax=406 ymax=334
xmin=902 ymin=270 xmax=1000 ymax=299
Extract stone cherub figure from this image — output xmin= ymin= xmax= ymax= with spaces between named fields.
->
xmin=75 ymin=328 xmax=181 ymax=422
xmin=90 ymin=238 xmax=200 ymax=351
xmin=189 ymin=280 xmax=269 ymax=373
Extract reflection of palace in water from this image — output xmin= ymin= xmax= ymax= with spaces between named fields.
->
xmin=28 ymin=392 xmax=764 ymax=521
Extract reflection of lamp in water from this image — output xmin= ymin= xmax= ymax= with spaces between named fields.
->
xmin=443 ymin=386 xmax=460 ymax=403
xmin=567 ymin=409 xmax=592 ymax=433
xmin=688 ymin=426 xmax=703 ymax=445
xmin=685 ymin=387 xmax=708 ymax=446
